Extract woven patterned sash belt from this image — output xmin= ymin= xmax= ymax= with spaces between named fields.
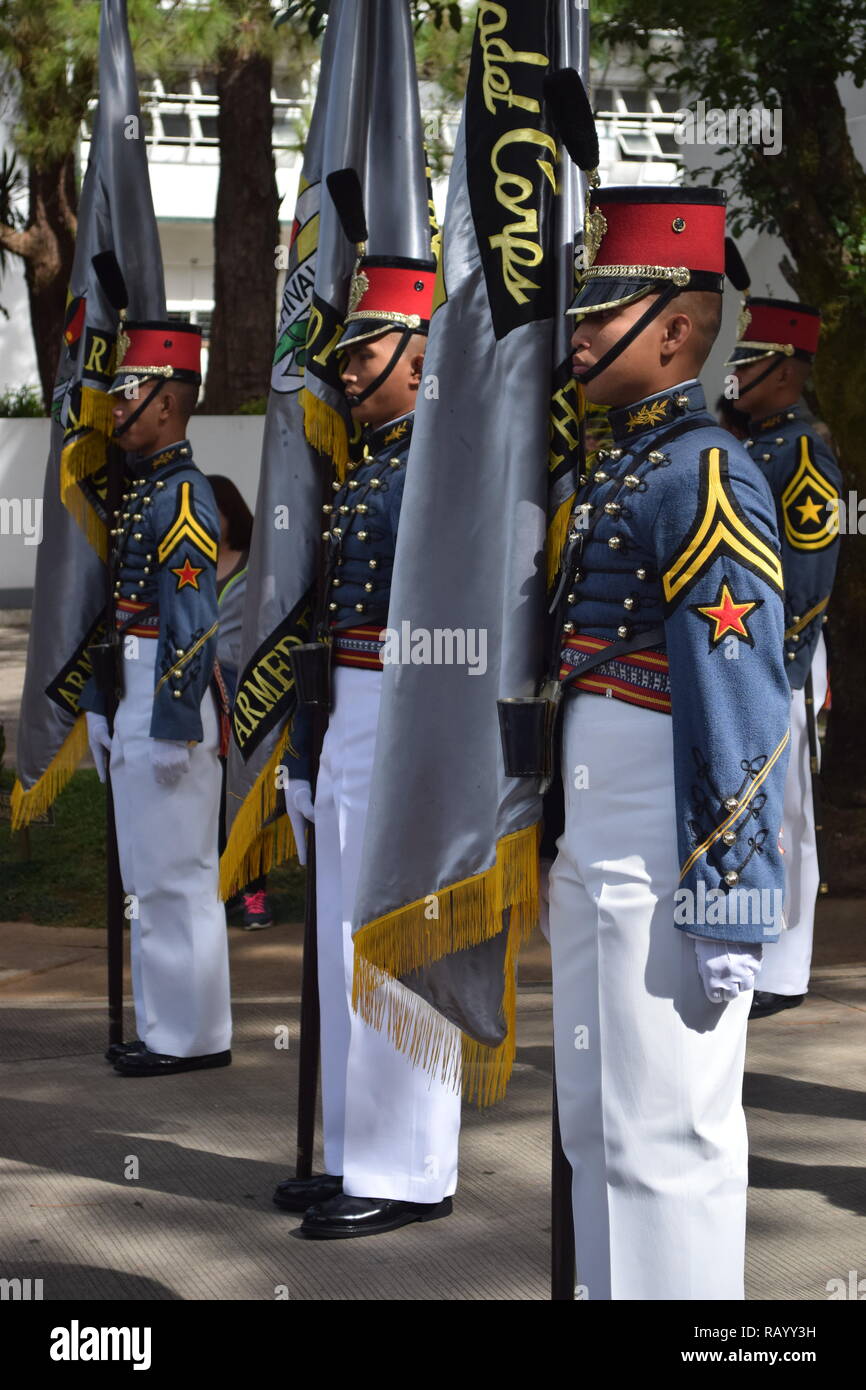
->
xmin=559 ymin=632 xmax=671 ymax=714
xmin=331 ymin=624 xmax=385 ymax=670
xmin=115 ymin=598 xmax=160 ymax=638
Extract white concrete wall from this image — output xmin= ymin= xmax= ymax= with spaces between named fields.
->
xmin=0 ymin=415 xmax=264 ymax=603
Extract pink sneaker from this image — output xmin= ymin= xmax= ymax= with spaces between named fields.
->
xmin=242 ymin=889 xmax=273 ymax=930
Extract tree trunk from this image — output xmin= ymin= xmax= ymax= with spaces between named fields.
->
xmin=22 ymin=154 xmax=78 ymax=411
xmin=202 ymin=48 xmax=278 ymax=414
xmin=745 ymin=78 xmax=866 ymax=804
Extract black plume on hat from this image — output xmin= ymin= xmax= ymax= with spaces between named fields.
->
xmin=543 ymin=68 xmax=599 ymax=172
xmin=91 ymin=250 xmax=129 ymax=312
xmin=724 ymin=237 xmax=751 ymax=292
xmin=326 ymin=168 xmax=368 ymax=246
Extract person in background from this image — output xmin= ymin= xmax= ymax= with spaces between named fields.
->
xmin=726 ymin=299 xmax=841 ymax=1018
xmin=210 ymin=474 xmax=273 ymax=931
xmin=82 ymin=323 xmax=232 ymax=1076
xmin=715 ymin=392 xmax=750 ymax=440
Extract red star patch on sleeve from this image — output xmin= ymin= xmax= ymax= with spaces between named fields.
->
xmin=690 ymin=578 xmax=763 ymax=649
xmin=171 ymin=555 xmax=204 ymax=591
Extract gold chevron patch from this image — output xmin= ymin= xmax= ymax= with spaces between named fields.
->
xmin=781 ymin=437 xmax=838 ymax=550
xmin=157 ymin=482 xmax=218 ymax=565
xmin=663 ymin=448 xmax=784 ymax=606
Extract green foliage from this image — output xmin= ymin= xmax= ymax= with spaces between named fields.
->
xmin=595 ymin=1 xmax=866 ymax=295
xmin=0 ymin=383 xmax=45 ymax=416
xmin=0 ymin=765 xmax=307 ymax=929
xmin=416 ymin=0 xmax=474 ymax=97
xmin=1 ymin=767 xmax=110 ymax=929
xmin=276 ymin=0 xmax=466 ymax=40
xmin=234 ymin=394 xmax=267 ymax=414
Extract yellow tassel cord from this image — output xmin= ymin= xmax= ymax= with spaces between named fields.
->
xmin=352 ymin=822 xmax=540 ymax=1106
xmin=301 ymin=387 xmax=349 ymax=482
xmin=10 ymin=714 xmax=89 ymax=830
xmin=219 ymin=725 xmax=299 ymax=900
xmin=546 ymin=492 xmax=575 ymax=590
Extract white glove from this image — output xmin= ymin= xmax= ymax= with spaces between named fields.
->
xmin=285 ymin=779 xmax=315 ymax=866
xmin=85 ymin=711 xmax=113 ymax=783
xmin=149 ymin=739 xmax=191 ymax=787
xmin=691 ymin=937 xmax=763 ymax=1004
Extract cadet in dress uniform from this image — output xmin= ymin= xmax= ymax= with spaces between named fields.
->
xmin=272 ymin=179 xmax=462 ymax=1239
xmin=547 ymin=186 xmax=791 ymax=1298
xmin=82 ymin=323 xmax=232 ymax=1076
xmin=727 ymin=299 xmax=841 ymax=1018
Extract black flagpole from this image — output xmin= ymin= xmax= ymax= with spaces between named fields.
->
xmin=551 ymin=1065 xmax=575 ymax=1299
xmin=295 ymin=708 xmax=324 ymax=1179
xmin=105 ymin=440 xmax=125 ymax=1047
xmin=294 ymin=445 xmax=332 ymax=1178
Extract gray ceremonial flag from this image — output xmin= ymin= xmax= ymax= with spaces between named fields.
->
xmin=220 ymin=6 xmax=336 ymax=895
xmin=352 ymin=0 xmax=589 ymax=1105
xmin=13 ymin=0 xmax=165 ymax=827
xmin=301 ymin=0 xmax=431 ymax=474
xmin=222 ymin=0 xmax=431 ymax=894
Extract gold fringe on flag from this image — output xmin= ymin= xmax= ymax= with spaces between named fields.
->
xmin=58 ymin=385 xmax=116 ymax=556
xmin=301 ymin=387 xmax=349 ymax=481
xmin=79 ymin=382 xmax=116 ymax=436
xmin=10 ymin=714 xmax=89 ymax=829
xmin=352 ymin=822 xmax=540 ymax=1106
xmin=58 ymin=462 xmax=109 ymax=562
xmin=219 ymin=725 xmax=299 ymax=900
xmin=546 ymin=491 xmax=575 ymax=590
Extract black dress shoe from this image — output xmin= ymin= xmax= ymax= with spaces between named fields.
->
xmin=113 ymin=1046 xmax=232 ymax=1076
xmin=272 ymin=1173 xmax=343 ymax=1212
xmin=299 ymin=1192 xmax=453 ymax=1240
xmin=750 ymin=990 xmax=806 ymax=1020
xmin=104 ymin=1040 xmax=146 ymax=1063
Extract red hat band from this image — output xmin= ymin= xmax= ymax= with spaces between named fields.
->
xmin=112 ymin=321 xmax=202 ymax=389
xmin=589 ymin=198 xmax=726 ymax=280
xmin=346 ymin=258 xmax=435 ymax=331
xmin=570 ymin=187 xmax=727 ymax=315
xmin=735 ymin=298 xmax=820 ymax=359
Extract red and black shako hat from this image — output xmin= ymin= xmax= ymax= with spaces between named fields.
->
xmin=568 ymin=186 xmax=727 ymax=316
xmin=109 ymin=321 xmax=203 ymax=393
xmin=542 ymin=70 xmax=732 ymax=385
xmin=725 ymin=297 xmax=821 ymax=368
xmin=326 ymin=168 xmax=435 ymax=349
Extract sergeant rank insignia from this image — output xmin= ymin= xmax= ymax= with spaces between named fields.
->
xmin=781 ymin=438 xmax=838 ymax=550
xmin=663 ymin=448 xmax=784 ymax=607
xmin=690 ymin=578 xmax=763 ymax=649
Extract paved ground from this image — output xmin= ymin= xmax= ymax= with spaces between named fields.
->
xmin=0 ymin=908 xmax=863 ymax=1302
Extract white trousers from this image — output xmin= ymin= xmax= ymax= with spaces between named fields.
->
xmin=110 ymin=639 xmax=232 ymax=1058
xmin=549 ymin=696 xmax=751 ymax=1300
xmin=760 ymin=636 xmax=828 ymax=996
xmin=315 ymin=665 xmax=461 ymax=1202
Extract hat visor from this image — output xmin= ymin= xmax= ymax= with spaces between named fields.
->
xmin=567 ymin=277 xmax=657 ymax=316
xmin=108 ymin=370 xmax=151 ymax=395
xmin=336 ymin=318 xmax=423 ymax=350
xmin=723 ymin=346 xmax=780 ymax=369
